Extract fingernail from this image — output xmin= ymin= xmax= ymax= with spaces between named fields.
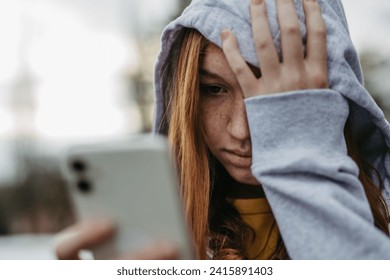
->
xmin=252 ymin=0 xmax=263 ymax=4
xmin=221 ymin=29 xmax=230 ymax=41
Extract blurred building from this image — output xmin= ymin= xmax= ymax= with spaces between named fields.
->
xmin=0 ymin=0 xmax=184 ymax=235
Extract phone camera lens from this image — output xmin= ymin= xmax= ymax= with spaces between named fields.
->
xmin=70 ymin=159 xmax=87 ymax=173
xmin=77 ymin=179 xmax=92 ymax=193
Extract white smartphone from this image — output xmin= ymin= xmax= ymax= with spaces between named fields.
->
xmin=60 ymin=134 xmax=193 ymax=259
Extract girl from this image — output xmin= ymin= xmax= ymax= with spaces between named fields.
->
xmin=57 ymin=0 xmax=390 ymax=259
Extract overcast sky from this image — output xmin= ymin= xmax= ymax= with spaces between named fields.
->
xmin=342 ymin=0 xmax=390 ymax=54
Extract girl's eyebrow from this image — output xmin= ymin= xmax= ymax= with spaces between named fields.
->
xmin=200 ymin=66 xmax=261 ymax=80
xmin=199 ymin=69 xmax=225 ymax=80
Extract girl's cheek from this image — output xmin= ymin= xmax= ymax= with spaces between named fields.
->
xmin=201 ymin=97 xmax=232 ymax=133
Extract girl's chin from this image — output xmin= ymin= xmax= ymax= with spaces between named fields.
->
xmin=228 ymin=168 xmax=260 ymax=186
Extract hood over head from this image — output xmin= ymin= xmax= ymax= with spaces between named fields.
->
xmin=153 ymin=0 xmax=390 ymax=200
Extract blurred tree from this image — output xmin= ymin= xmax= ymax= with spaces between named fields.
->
xmin=179 ymin=0 xmax=192 ymax=13
xmin=126 ymin=0 xmax=192 ymax=132
xmin=0 ymin=152 xmax=75 ymax=235
xmin=360 ymin=50 xmax=390 ymax=120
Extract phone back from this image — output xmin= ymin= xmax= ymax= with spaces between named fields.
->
xmin=61 ymin=135 xmax=192 ymax=259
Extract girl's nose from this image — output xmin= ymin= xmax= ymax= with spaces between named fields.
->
xmin=227 ymin=97 xmax=250 ymax=141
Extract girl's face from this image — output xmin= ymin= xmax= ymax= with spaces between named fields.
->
xmin=200 ymin=44 xmax=259 ymax=186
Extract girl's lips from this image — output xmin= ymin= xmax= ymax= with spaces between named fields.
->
xmin=223 ymin=149 xmax=252 ymax=168
xmin=225 ymin=149 xmax=252 ymax=158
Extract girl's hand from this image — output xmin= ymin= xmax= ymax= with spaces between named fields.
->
xmin=55 ymin=219 xmax=114 ymax=260
xmin=55 ymin=220 xmax=179 ymax=260
xmin=221 ymin=0 xmax=328 ymax=98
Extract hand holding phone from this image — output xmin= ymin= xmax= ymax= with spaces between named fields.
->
xmin=55 ymin=218 xmax=180 ymax=260
xmin=60 ymin=135 xmax=192 ymax=259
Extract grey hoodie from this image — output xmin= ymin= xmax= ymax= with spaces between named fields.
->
xmin=154 ymin=0 xmax=390 ymax=259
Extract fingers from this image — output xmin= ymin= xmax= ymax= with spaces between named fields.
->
xmin=221 ymin=0 xmax=328 ymax=97
xmin=55 ymin=221 xmax=180 ymax=260
xmin=276 ymin=0 xmax=304 ymax=66
xmin=250 ymin=0 xmax=279 ymax=78
xmin=221 ymin=30 xmax=257 ymax=96
xmin=118 ymin=241 xmax=180 ymax=260
xmin=55 ymin=219 xmax=116 ymax=260
xmin=303 ymin=0 xmax=327 ymax=70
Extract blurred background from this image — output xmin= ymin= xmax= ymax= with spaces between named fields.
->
xmin=0 ymin=0 xmax=389 ymax=257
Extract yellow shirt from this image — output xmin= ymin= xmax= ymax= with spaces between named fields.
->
xmin=231 ymin=198 xmax=279 ymax=259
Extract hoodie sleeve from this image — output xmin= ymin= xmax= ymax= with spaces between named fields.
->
xmin=245 ymin=89 xmax=390 ymax=259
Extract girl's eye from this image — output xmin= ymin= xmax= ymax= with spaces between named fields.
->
xmin=200 ymin=84 xmax=227 ymax=96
